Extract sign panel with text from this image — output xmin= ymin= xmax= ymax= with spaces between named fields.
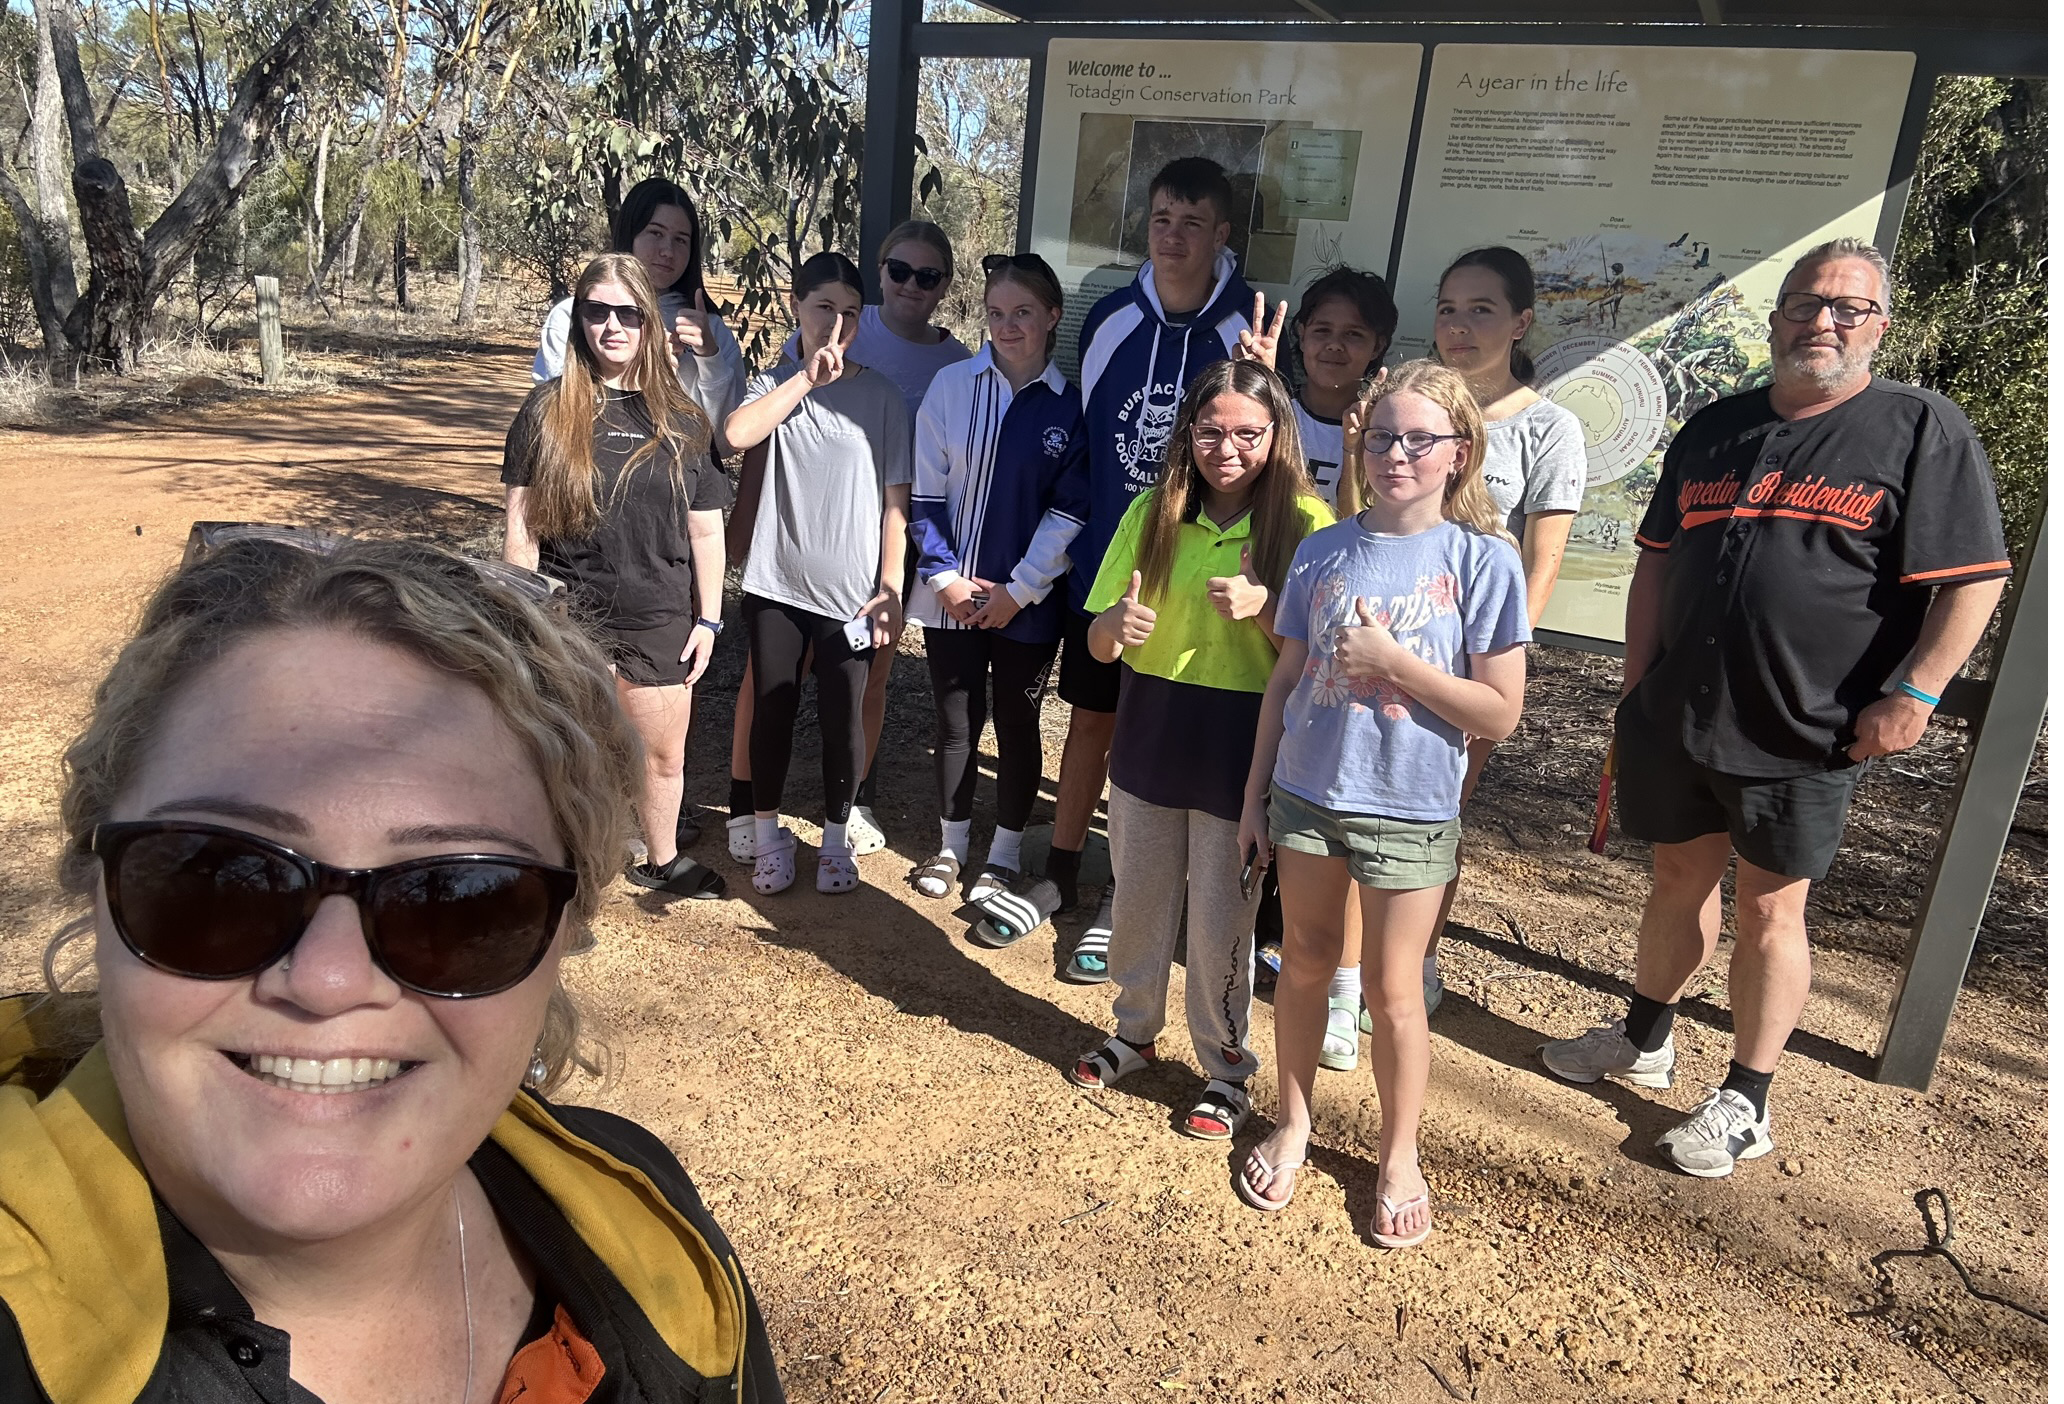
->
xmin=1031 ymin=38 xmax=1422 ymax=381
xmin=1390 ymin=44 xmax=1914 ymax=645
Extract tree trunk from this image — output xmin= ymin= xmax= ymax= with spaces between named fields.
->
xmin=62 ymin=158 xmax=149 ymax=369
xmin=301 ymin=119 xmax=331 ymax=305
xmin=454 ymin=116 xmax=482 ymax=326
xmin=0 ymin=167 xmax=67 ymax=357
xmin=393 ymin=214 xmax=410 ymax=311
xmin=28 ymin=0 xmax=80 ymax=357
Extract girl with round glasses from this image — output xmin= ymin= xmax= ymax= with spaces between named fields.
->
xmin=503 ymin=254 xmax=730 ymax=902
xmin=1063 ymin=359 xmax=1331 ymax=1147
xmin=1426 ymin=246 xmax=1587 ymax=1008
xmin=1235 ymin=360 xmax=1529 ymax=1248
xmin=0 ymin=538 xmax=780 ymax=1402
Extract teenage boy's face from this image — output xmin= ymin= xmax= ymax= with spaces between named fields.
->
xmin=1146 ymin=192 xmax=1230 ymax=286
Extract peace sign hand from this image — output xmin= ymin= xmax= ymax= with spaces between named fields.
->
xmin=1232 ymin=291 xmax=1288 ymax=372
xmin=672 ymin=288 xmax=717 ymax=359
xmin=806 ymin=313 xmax=846 ymax=388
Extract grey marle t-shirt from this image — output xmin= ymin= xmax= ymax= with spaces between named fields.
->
xmin=740 ymin=360 xmax=914 ymax=619
xmin=1482 ymin=396 xmax=1588 ymax=542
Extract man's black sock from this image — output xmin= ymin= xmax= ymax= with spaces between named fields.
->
xmin=855 ymin=761 xmax=878 ymax=809
xmin=1624 ymin=993 xmax=1678 ymax=1053
xmin=728 ymin=777 xmax=754 ymax=821
xmin=1720 ymin=1060 xmax=1773 ymax=1119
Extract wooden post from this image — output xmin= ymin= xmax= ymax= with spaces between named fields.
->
xmin=254 ymin=275 xmax=285 ymax=385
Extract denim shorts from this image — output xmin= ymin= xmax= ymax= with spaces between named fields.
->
xmin=1267 ymin=783 xmax=1460 ymax=891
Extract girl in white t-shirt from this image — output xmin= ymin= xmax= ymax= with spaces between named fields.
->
xmin=1425 ymin=246 xmax=1589 ymax=996
xmin=532 ymin=178 xmax=747 ymax=441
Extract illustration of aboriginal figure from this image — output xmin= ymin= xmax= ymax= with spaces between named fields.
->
xmin=1305 ymin=568 xmax=1461 ymax=721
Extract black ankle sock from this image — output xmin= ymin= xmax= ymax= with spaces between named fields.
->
xmin=728 ymin=778 xmax=754 ymax=820
xmin=855 ymin=763 xmax=878 ymax=809
xmin=1721 ymin=1060 xmax=1773 ymax=1119
xmin=1624 ymin=993 xmax=1678 ymax=1053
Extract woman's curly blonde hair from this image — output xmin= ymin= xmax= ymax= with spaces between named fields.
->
xmin=42 ymin=536 xmax=641 ymax=1092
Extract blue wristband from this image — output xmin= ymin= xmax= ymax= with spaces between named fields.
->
xmin=1896 ymin=679 xmax=1941 ymax=708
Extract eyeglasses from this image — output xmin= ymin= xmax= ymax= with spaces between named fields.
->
xmin=1777 ymin=292 xmax=1883 ymax=327
xmin=1362 ymin=429 xmax=1467 ymax=459
xmin=1191 ymin=424 xmax=1274 ymax=451
xmin=575 ymin=299 xmax=646 ymax=331
xmin=882 ymin=257 xmax=945 ymax=291
xmin=83 ymin=821 xmax=577 ymax=999
xmin=981 ymin=253 xmax=1051 ymax=278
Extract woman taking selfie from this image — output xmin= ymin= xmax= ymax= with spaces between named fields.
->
xmin=905 ymin=253 xmax=1087 ymax=913
xmin=0 ymin=537 xmax=781 ymax=1401
xmin=504 ymin=253 xmax=730 ymax=901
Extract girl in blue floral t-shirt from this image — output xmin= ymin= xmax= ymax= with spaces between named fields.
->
xmin=1234 ymin=360 xmax=1530 ymax=1248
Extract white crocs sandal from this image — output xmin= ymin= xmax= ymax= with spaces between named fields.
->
xmin=727 ymin=815 xmax=761 ymax=866
xmin=846 ymin=805 xmax=886 ymax=856
xmin=752 ymin=831 xmax=797 ymax=895
xmin=817 ymin=846 xmax=859 ymax=895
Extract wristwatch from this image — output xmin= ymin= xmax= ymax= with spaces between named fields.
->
xmin=695 ymin=617 xmax=725 ymax=635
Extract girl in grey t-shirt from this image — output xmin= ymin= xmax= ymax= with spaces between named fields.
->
xmin=1425 ymin=246 xmax=1588 ymax=999
xmin=723 ymin=253 xmax=913 ymax=900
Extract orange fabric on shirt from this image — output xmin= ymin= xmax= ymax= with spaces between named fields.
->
xmin=495 ymin=1305 xmax=606 ymax=1404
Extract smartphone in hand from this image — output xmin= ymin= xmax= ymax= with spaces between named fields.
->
xmin=842 ymin=617 xmax=874 ymax=653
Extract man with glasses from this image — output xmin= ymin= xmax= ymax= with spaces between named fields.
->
xmin=1044 ymin=157 xmax=1256 ymax=973
xmin=1540 ymin=238 xmax=2011 ymax=1177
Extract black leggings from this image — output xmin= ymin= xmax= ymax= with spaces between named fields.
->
xmin=923 ymin=626 xmax=1059 ymax=830
xmin=744 ymin=594 xmax=875 ymax=823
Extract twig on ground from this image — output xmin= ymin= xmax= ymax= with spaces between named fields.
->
xmin=1871 ymin=1188 xmax=2047 ymax=1324
xmin=1082 ymin=1094 xmax=1119 ymax=1118
xmin=1423 ymin=1358 xmax=1474 ymax=1401
xmin=1058 ymin=1200 xmax=1113 ymax=1227
xmin=1500 ymin=913 xmax=1534 ymax=950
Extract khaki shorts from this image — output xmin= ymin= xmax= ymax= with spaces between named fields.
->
xmin=1267 ymin=783 xmax=1460 ymax=891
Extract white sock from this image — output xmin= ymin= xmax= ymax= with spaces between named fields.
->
xmin=986 ymin=826 xmax=1024 ymax=873
xmin=940 ymin=817 xmax=972 ymax=863
xmin=1330 ymin=965 xmax=1361 ymax=1001
xmin=755 ymin=816 xmax=779 ymax=849
xmin=1422 ymin=954 xmax=1439 ymax=985
xmin=823 ymin=820 xmax=850 ymax=854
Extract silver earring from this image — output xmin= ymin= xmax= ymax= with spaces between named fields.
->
xmin=526 ymin=1044 xmax=548 ymax=1088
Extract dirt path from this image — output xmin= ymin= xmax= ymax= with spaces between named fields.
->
xmin=0 ymin=353 xmax=2045 ymax=1403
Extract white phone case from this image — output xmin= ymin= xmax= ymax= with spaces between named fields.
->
xmin=842 ymin=618 xmax=874 ymax=652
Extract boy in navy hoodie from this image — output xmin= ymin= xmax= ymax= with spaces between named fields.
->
xmin=1046 ymin=156 xmax=1254 ymax=971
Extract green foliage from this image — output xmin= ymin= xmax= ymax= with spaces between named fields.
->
xmin=1880 ymin=76 xmax=2047 ymax=561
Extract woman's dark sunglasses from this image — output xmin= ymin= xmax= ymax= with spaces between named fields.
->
xmin=882 ymin=257 xmax=944 ymax=291
xmin=981 ymin=252 xmax=1053 ymax=278
xmin=83 ymin=821 xmax=577 ymax=999
xmin=575 ymin=298 xmax=647 ymax=330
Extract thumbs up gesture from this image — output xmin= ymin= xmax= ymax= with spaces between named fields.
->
xmin=1207 ymin=543 xmax=1269 ymax=622
xmin=1333 ymin=596 xmax=1408 ymax=682
xmin=1232 ymin=291 xmax=1288 ymax=371
xmin=672 ymin=288 xmax=718 ymax=358
xmin=1105 ymin=570 xmax=1158 ymax=648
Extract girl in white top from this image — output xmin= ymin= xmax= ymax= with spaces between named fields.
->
xmin=1425 ymin=245 xmax=1588 ymax=994
xmin=532 ymin=177 xmax=748 ymax=449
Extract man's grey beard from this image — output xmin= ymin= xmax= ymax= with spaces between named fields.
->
xmin=1771 ymin=334 xmax=1876 ymax=394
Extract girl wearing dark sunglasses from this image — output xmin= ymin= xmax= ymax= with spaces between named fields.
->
xmin=532 ymin=177 xmax=747 ymax=449
xmin=0 ymin=538 xmax=782 ymax=1402
xmin=503 ymin=254 xmax=730 ymax=901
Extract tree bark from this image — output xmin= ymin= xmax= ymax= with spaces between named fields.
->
xmin=301 ymin=118 xmax=332 ymax=307
xmin=392 ymin=214 xmax=411 ymax=311
xmin=27 ymin=0 xmax=80 ymax=354
xmin=454 ymin=116 xmax=482 ymax=325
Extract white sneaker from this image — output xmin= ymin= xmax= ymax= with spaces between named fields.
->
xmin=846 ymin=805 xmax=886 ymax=856
xmin=1658 ymin=1088 xmax=1773 ymax=1178
xmin=1319 ymin=997 xmax=1359 ymax=1072
xmin=726 ymin=815 xmax=758 ymax=866
xmin=1539 ymin=1020 xmax=1675 ymax=1089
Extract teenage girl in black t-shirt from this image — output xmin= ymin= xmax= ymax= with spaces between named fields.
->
xmin=503 ymin=253 xmax=732 ymax=899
